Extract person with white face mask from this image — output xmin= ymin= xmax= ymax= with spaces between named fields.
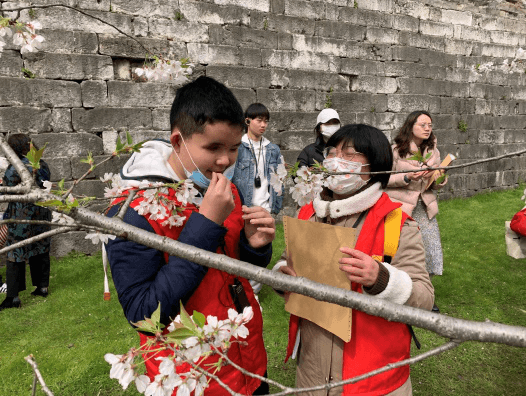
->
xmin=297 ymin=108 xmax=341 ymax=168
xmin=275 ymin=124 xmax=434 ymax=396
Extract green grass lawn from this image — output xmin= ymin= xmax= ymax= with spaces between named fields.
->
xmin=0 ymin=188 xmax=525 ymax=395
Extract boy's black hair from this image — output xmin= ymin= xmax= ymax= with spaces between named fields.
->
xmin=326 ymin=124 xmax=393 ymax=188
xmin=7 ymin=134 xmax=36 ymax=159
xmin=244 ymin=103 xmax=270 ymax=120
xmin=169 ymin=76 xmax=245 ymax=137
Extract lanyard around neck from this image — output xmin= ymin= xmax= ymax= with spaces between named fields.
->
xmin=248 ymin=138 xmax=263 ymax=171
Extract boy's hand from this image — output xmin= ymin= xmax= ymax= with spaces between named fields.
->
xmin=200 ymin=173 xmax=235 ymax=225
xmin=242 ymin=205 xmax=275 ymax=249
xmin=338 ymin=247 xmax=379 ymax=287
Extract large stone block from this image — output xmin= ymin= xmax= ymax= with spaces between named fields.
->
xmin=152 ymin=108 xmax=171 ymax=131
xmin=51 ymin=108 xmax=73 ymax=132
xmin=207 ymin=66 xmax=271 ymax=89
xmin=387 ymin=94 xmax=441 ymax=113
xmin=0 ymin=77 xmax=82 ymax=108
xmin=293 ymin=35 xmax=349 ymax=57
xmin=107 ymin=81 xmax=177 ymax=108
xmin=478 ymin=130 xmax=505 ymax=145
xmin=444 ymin=39 xmax=473 ymax=56
xmin=72 ymin=108 xmax=153 ymax=132
xmin=239 ymin=48 xmax=263 ymax=67
xmin=351 ymin=76 xmax=397 ymax=94
xmin=268 ymin=112 xmax=316 ymax=133
xmin=188 ymin=44 xmax=240 ymax=66
xmin=392 ymin=14 xmax=419 ymax=32
xmin=111 ymin=0 xmax=179 ymax=16
xmin=50 ymin=231 xmax=101 ymax=258
xmin=339 ymin=7 xmax=393 ymax=28
xmin=215 ymin=0 xmax=270 ymax=12
xmin=0 ymin=107 xmax=51 ymax=133
xmin=398 ymin=31 xmax=445 ymax=52
xmin=262 ymin=49 xmax=337 ymax=72
xmin=354 ymin=0 xmax=394 ymax=12
xmin=345 ymin=43 xmax=392 ymax=62
xmin=179 ymin=2 xmax=249 ymax=24
xmin=24 ymin=53 xmax=114 ymax=81
xmin=209 ymin=25 xmax=278 ymax=49
xmin=330 ymin=92 xmax=388 ymax=113
xmin=366 ymin=27 xmax=399 ymax=45
xmin=489 ymin=30 xmax=521 ymax=46
xmin=98 ymin=34 xmax=187 ymax=59
xmin=81 ymin=80 xmax=108 ymax=108
xmin=439 ymin=9 xmax=473 ymax=27
xmin=148 ymin=18 xmax=209 ymax=42
xmin=257 ymin=89 xmax=316 ymax=112
xmin=394 ymin=0 xmax=430 ymax=20
xmin=45 ymin=156 xmax=72 ymax=182
xmin=341 ymin=59 xmax=386 ymax=77
xmin=0 ymin=50 xmax=23 ymax=77
xmin=284 ymin=0 xmax=326 ymax=19
xmin=231 ymin=88 xmax=257 ymax=111
xmin=249 ymin=12 xmax=316 ymax=35
xmin=39 ymin=29 xmax=98 ymax=54
xmin=35 ymin=132 xmax=104 ymax=158
xmin=314 ymin=21 xmax=366 ymax=41
xmin=480 ymin=44 xmax=517 ymax=59
xmin=272 ymin=69 xmax=348 ymax=91
xmin=460 ymin=26 xmax=490 ymax=43
xmin=279 ymin=131 xmax=315 ymax=150
xmin=398 ymin=78 xmax=452 ymax=97
xmin=469 ymin=84 xmax=511 ymax=100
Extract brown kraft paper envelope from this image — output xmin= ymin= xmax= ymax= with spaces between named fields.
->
xmin=425 ymin=153 xmax=456 ymax=190
xmin=283 ymin=216 xmax=357 ymax=342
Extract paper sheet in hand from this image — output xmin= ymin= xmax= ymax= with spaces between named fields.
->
xmin=425 ymin=153 xmax=456 ymax=190
xmin=283 ymin=216 xmax=357 ymax=342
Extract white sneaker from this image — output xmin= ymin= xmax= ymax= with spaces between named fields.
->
xmin=0 ymin=283 xmax=6 ymax=293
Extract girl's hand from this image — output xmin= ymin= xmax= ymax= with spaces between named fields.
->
xmin=278 ymin=259 xmax=297 ymax=303
xmin=242 ymin=205 xmax=276 ymax=249
xmin=338 ymin=247 xmax=379 ymax=287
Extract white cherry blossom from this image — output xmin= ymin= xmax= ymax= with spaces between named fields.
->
xmin=85 ymin=232 xmax=117 ymax=245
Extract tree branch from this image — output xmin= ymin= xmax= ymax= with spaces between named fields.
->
xmin=24 ymin=355 xmax=54 ymax=396
xmin=116 ymin=189 xmax=137 ymax=220
xmin=0 ymin=226 xmax=78 ymax=255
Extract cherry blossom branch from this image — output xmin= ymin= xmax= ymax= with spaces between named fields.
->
xmin=116 ymin=189 xmax=137 ymax=220
xmin=3 ymin=4 xmax=151 ymax=54
xmin=0 ymin=135 xmax=35 ymax=194
xmin=24 ymin=355 xmax=54 ymax=396
xmin=271 ymin=340 xmax=461 ymax=395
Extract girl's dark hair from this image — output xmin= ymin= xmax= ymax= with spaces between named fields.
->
xmin=394 ymin=110 xmax=435 ymax=158
xmin=7 ymin=134 xmax=36 ymax=158
xmin=245 ymin=103 xmax=270 ymax=120
xmin=326 ymin=124 xmax=393 ymax=188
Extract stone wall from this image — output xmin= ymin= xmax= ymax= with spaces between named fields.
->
xmin=1 ymin=0 xmax=526 ymax=255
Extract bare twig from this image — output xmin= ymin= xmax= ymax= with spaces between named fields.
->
xmin=24 ymin=355 xmax=54 ymax=396
xmin=3 ymin=4 xmax=151 ymax=54
xmin=62 ymin=155 xmax=116 ymax=201
xmin=0 ymin=226 xmax=78 ymax=255
xmin=117 ymin=189 xmax=137 ymax=220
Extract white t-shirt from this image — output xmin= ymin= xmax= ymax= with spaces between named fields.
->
xmin=242 ymin=134 xmax=271 ymax=212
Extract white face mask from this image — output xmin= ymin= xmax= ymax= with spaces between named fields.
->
xmin=323 ymin=157 xmax=368 ymax=195
xmin=321 ymin=124 xmax=340 ymax=139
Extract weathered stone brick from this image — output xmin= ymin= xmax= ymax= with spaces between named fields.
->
xmin=489 ymin=30 xmax=521 ymax=46
xmin=250 ymin=12 xmax=315 ymax=35
xmin=0 ymin=107 xmax=51 ymax=133
xmin=460 ymin=26 xmax=490 ymax=43
xmin=341 ymin=59 xmax=386 ymax=76
xmin=81 ymin=80 xmax=108 ymax=108
xmin=188 ymin=44 xmax=240 ymax=66
xmin=339 ymin=7 xmax=393 ymax=28
xmin=50 ymin=231 xmax=100 ymax=258
xmin=293 ymin=35 xmax=349 ymax=57
xmin=444 ymin=39 xmax=473 ymax=56
xmin=470 ymin=84 xmax=511 ymax=100
xmin=351 ymin=76 xmax=397 ymax=94
xmin=330 ymin=93 xmax=388 ymax=113
xmin=23 ymin=53 xmax=113 ymax=80
xmin=107 ymin=81 xmax=177 ymax=108
xmin=355 ymin=0 xmax=394 ymax=12
xmin=148 ymin=18 xmax=209 ymax=42
xmin=271 ymin=69 xmax=349 ymax=91
xmin=366 ymin=27 xmax=399 ymax=45
xmin=440 ymin=97 xmax=476 ymax=115
xmin=398 ymin=31 xmax=445 ymax=51
xmin=72 ymin=108 xmax=153 ymax=132
xmin=44 ymin=156 xmax=72 ymax=182
xmin=480 ymin=44 xmax=517 ymax=59
xmin=111 ymin=0 xmax=179 ymax=16
xmin=278 ymin=33 xmax=293 ymax=50
xmin=257 ymin=89 xmax=316 ymax=112
xmin=51 ymin=108 xmax=73 ymax=132
xmin=239 ymin=48 xmax=263 ymax=67
xmin=440 ymin=9 xmax=473 ymax=27
xmin=271 ymin=0 xmax=286 ymax=14
xmin=387 ymin=94 xmax=441 ymax=113
xmin=392 ymin=14 xmax=419 ymax=32
xmin=0 ymin=77 xmax=82 ymax=108
xmin=215 ymin=0 xmax=271 ymax=12
xmin=384 ymin=61 xmax=446 ymax=80
xmin=231 ymin=88 xmax=257 ymax=111
xmin=279 ymin=131 xmax=315 ymax=150
xmin=490 ymin=100 xmax=511 ymax=116
xmin=98 ymin=34 xmax=187 ymax=59
xmin=133 ymin=16 xmax=149 ymax=38
xmin=0 ymin=50 xmax=23 ymax=78
xmin=314 ymin=21 xmax=366 ymax=41
xmin=346 ymin=43 xmax=392 ymax=62
xmin=152 ymin=108 xmax=171 ymax=131
xmin=39 ymin=29 xmax=98 ymax=54
xmin=31 ymin=132 xmax=104 ymax=157
xmin=209 ymin=25 xmax=279 ymax=49
xmin=394 ymin=0 xmax=430 ymax=20
xmin=268 ymin=112 xmax=316 ymax=133
xmin=207 ymin=66 xmax=271 ymax=89
xmin=262 ymin=50 xmax=336 ymax=72
xmin=179 ymin=2 xmax=249 ymax=25
xmin=284 ymin=0 xmax=325 ymax=19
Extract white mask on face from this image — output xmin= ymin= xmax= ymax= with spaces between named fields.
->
xmin=323 ymin=157 xmax=368 ymax=195
xmin=321 ymin=124 xmax=340 ymax=139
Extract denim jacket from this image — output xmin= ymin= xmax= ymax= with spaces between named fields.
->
xmin=232 ymin=139 xmax=284 ymax=214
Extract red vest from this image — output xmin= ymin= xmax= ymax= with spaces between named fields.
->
xmin=116 ymin=184 xmax=267 ymax=395
xmin=286 ymin=193 xmax=411 ymax=395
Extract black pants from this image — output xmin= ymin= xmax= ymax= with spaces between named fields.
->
xmin=253 ymin=371 xmax=270 ymax=395
xmin=6 ymin=252 xmax=50 ymax=298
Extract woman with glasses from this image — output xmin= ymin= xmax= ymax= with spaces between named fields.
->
xmin=386 ymin=110 xmax=447 ymax=313
xmin=275 ymin=124 xmax=433 ymax=395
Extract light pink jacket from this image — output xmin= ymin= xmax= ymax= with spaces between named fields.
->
xmin=386 ymin=142 xmax=447 ymax=220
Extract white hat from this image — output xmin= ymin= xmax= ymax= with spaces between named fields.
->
xmin=317 ymin=108 xmax=340 ymax=125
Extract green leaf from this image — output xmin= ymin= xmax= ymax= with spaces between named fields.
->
xmin=435 ymin=174 xmax=447 ymax=184
xmin=192 ymin=311 xmax=206 ymax=328
xmin=179 ymin=302 xmax=195 ymax=330
xmin=126 ymin=131 xmax=133 ymax=145
xmin=58 ymin=179 xmax=65 ymax=190
xmin=166 ymin=328 xmax=196 ymax=341
xmin=25 ymin=142 xmax=48 ymax=170
xmin=424 ymin=152 xmax=432 ymax=160
xmin=115 ymin=135 xmax=124 ymax=152
xmin=151 ymin=302 xmax=162 ymax=326
xmin=36 ymin=200 xmax=65 ymax=208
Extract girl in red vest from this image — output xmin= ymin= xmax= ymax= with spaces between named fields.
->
xmin=275 ymin=124 xmax=434 ymax=395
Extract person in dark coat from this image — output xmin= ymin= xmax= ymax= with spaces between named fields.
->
xmin=0 ymin=134 xmax=52 ymax=311
xmin=297 ymin=108 xmax=341 ymax=168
